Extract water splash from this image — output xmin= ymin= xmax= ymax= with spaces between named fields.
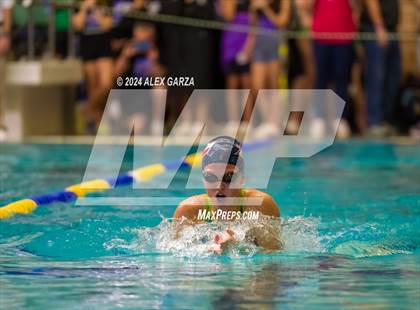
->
xmin=105 ymin=216 xmax=416 ymax=258
xmin=105 ymin=216 xmax=325 ymax=257
xmin=281 ymin=216 xmax=325 ymax=253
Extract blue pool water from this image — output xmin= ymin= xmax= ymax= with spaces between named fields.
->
xmin=0 ymin=140 xmax=419 ymax=309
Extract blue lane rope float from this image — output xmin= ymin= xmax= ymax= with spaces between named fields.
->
xmin=0 ymin=139 xmax=276 ymax=220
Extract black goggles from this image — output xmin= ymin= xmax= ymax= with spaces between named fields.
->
xmin=202 ymin=171 xmax=240 ymax=184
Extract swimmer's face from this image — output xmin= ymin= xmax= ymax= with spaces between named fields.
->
xmin=202 ymin=163 xmax=244 ymax=198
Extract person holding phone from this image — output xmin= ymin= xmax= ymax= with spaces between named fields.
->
xmin=114 ymin=22 xmax=164 ymax=135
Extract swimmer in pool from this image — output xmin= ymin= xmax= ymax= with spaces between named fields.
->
xmin=173 ymin=136 xmax=281 ymax=254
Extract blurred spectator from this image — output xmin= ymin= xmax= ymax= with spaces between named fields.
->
xmin=219 ymin=0 xmax=253 ymax=133
xmin=54 ymin=0 xmax=74 ymax=58
xmin=349 ymin=45 xmax=368 ymax=135
xmin=12 ymin=2 xmax=51 ymax=58
xmin=161 ymin=0 xmax=217 ymax=135
xmin=0 ymin=0 xmax=14 ymax=140
xmin=72 ymin=0 xmax=114 ymax=132
xmin=177 ymin=0 xmax=216 ymax=91
xmin=249 ymin=0 xmax=290 ymax=138
xmin=361 ymin=0 xmax=401 ymax=137
xmin=288 ymin=0 xmax=314 ymax=90
xmin=4 ymin=0 xmax=413 ymax=139
xmin=286 ymin=0 xmax=315 ymax=134
xmin=111 ymin=0 xmax=154 ymax=56
xmin=111 ymin=0 xmax=138 ymax=54
xmin=114 ymin=22 xmax=164 ymax=135
xmin=310 ymin=0 xmax=356 ymax=139
xmin=183 ymin=0 xmax=216 ymax=134
xmin=0 ymin=1 xmax=13 ymax=54
xmin=398 ymin=74 xmax=420 ymax=138
xmin=114 ymin=22 xmax=161 ymax=80
xmin=112 ymin=0 xmax=133 ymax=25
xmin=157 ymin=0 xmax=183 ymax=129
xmin=158 ymin=0 xmax=182 ymax=81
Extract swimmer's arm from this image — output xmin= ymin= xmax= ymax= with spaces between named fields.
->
xmin=249 ymin=194 xmax=282 ymax=251
xmin=247 ymin=224 xmax=282 ymax=251
xmin=172 ymin=198 xmax=203 ymax=238
xmin=260 ymin=193 xmax=280 ymax=218
xmin=172 ymin=216 xmax=194 ymax=240
xmin=173 ymin=199 xmax=197 ymax=221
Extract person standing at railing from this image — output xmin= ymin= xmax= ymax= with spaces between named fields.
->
xmin=72 ymin=0 xmax=114 ymax=133
xmin=309 ymin=0 xmax=357 ymax=139
xmin=285 ymin=0 xmax=315 ymax=135
xmin=54 ymin=0 xmax=75 ymax=58
xmin=249 ymin=0 xmax=291 ymax=139
xmin=160 ymin=0 xmax=217 ymax=136
xmin=288 ymin=0 xmax=315 ymax=91
xmin=114 ymin=22 xmax=165 ymax=135
xmin=111 ymin=0 xmax=152 ymax=56
xmin=361 ymin=0 xmax=401 ymax=138
xmin=219 ymin=0 xmax=253 ymax=134
xmin=0 ymin=0 xmax=14 ymax=141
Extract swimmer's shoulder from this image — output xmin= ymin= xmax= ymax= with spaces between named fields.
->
xmin=244 ymin=189 xmax=280 ymax=217
xmin=173 ymin=194 xmax=208 ymax=220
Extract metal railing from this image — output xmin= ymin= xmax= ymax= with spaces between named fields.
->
xmin=23 ymin=0 xmax=76 ymax=59
xmin=18 ymin=0 xmax=420 ymax=61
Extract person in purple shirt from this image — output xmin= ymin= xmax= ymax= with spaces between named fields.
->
xmin=219 ymin=1 xmax=253 ymax=133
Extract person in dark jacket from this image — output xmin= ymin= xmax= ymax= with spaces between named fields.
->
xmin=361 ymin=0 xmax=401 ymax=137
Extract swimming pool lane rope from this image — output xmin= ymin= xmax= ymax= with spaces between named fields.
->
xmin=0 ymin=139 xmax=274 ymax=220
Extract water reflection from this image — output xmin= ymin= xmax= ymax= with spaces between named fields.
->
xmin=212 ymin=263 xmax=286 ymax=310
